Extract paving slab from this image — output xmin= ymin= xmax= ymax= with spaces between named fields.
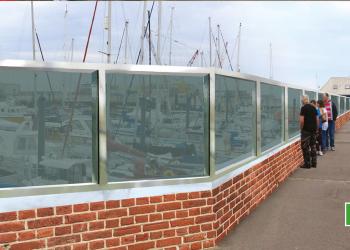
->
xmin=215 ymin=122 xmax=350 ymax=250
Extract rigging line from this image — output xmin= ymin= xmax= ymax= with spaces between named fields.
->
xmin=211 ymin=32 xmax=222 ymax=68
xmin=100 ymin=1 xmax=107 ymax=62
xmin=35 ymin=31 xmax=55 ymax=101
xmin=114 ymin=24 xmax=126 ymax=64
xmin=146 ymin=30 xmax=160 ymax=64
xmin=114 ymin=1 xmax=155 ymax=134
xmin=127 ymin=27 xmax=134 ymax=63
xmin=61 ymin=0 xmax=99 ymax=157
xmin=230 ymin=33 xmax=238 ymax=63
xmin=130 ymin=2 xmax=142 ymax=60
xmin=219 ymin=28 xmax=233 ymax=71
xmin=202 ymin=52 xmax=208 ymax=67
xmin=159 ymin=9 xmax=173 ymax=60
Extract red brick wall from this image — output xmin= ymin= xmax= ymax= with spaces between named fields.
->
xmin=1 ymin=112 xmax=349 ymax=250
xmin=335 ymin=112 xmax=350 ymax=130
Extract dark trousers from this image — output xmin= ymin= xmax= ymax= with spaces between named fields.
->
xmin=316 ymin=128 xmax=322 ymax=152
xmin=301 ymin=130 xmax=317 ymax=167
xmin=326 ymin=120 xmax=335 ymax=148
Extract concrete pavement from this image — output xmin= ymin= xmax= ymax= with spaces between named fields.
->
xmin=215 ymin=122 xmax=350 ymax=250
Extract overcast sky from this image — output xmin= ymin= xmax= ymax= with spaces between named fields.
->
xmin=1 ymin=1 xmax=350 ymax=89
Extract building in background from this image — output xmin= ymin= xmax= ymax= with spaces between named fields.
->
xmin=321 ymin=77 xmax=350 ymax=96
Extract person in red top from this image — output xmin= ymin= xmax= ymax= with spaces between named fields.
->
xmin=323 ymin=93 xmax=338 ymax=151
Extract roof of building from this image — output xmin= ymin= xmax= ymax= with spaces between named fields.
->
xmin=321 ymin=77 xmax=350 ymax=95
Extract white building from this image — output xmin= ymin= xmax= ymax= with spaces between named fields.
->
xmin=321 ymin=77 xmax=350 ymax=96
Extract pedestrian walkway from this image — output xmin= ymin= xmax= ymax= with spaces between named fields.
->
xmin=216 ymin=122 xmax=350 ymax=250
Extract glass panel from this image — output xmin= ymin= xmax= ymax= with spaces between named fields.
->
xmin=106 ymin=73 xmax=209 ymax=181
xmin=0 ymin=68 xmax=97 ymax=187
xmin=318 ymin=92 xmax=324 ymax=101
xmin=347 ymin=98 xmax=350 ymax=111
xmin=340 ymin=97 xmax=345 ymax=114
xmin=261 ymin=83 xmax=284 ymax=152
xmin=215 ymin=75 xmax=256 ymax=170
xmin=331 ymin=95 xmax=339 ymax=113
xmin=288 ymin=88 xmax=302 ymax=138
xmin=305 ymin=91 xmax=316 ymax=101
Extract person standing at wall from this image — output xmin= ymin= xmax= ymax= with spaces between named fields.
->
xmin=317 ymin=99 xmax=328 ymax=154
xmin=323 ymin=93 xmax=338 ymax=151
xmin=300 ymin=96 xmax=319 ymax=169
xmin=310 ymin=100 xmax=323 ymax=156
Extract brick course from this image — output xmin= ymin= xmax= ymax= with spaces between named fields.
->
xmin=0 ymin=112 xmax=349 ymax=250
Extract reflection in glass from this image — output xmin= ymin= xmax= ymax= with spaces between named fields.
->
xmin=106 ymin=73 xmax=209 ymax=181
xmin=305 ymin=91 xmax=316 ymax=101
xmin=0 ymin=68 xmax=97 ymax=187
xmin=318 ymin=93 xmax=324 ymax=101
xmin=340 ymin=97 xmax=345 ymax=114
xmin=261 ymin=83 xmax=284 ymax=152
xmin=288 ymin=88 xmax=302 ymax=138
xmin=215 ymin=75 xmax=256 ymax=170
xmin=331 ymin=95 xmax=339 ymax=113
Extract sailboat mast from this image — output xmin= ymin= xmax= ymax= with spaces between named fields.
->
xmin=157 ymin=1 xmax=162 ymax=64
xmin=107 ymin=0 xmax=112 ymax=63
xmin=209 ymin=17 xmax=212 ymax=67
xmin=31 ymin=1 xmax=36 ymax=60
xmin=124 ymin=21 xmax=129 ymax=64
xmin=217 ymin=24 xmax=220 ymax=68
xmin=269 ymin=42 xmax=273 ymax=79
xmin=140 ymin=1 xmax=147 ymax=64
xmin=71 ymin=38 xmax=74 ymax=62
xmin=200 ymin=51 xmax=204 ymax=67
xmin=236 ymin=22 xmax=241 ymax=72
xmin=169 ymin=7 xmax=174 ymax=65
xmin=148 ymin=10 xmax=151 ymax=65
xmin=63 ymin=4 xmax=68 ymax=61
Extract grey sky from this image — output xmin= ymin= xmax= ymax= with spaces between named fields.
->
xmin=1 ymin=1 xmax=350 ymax=89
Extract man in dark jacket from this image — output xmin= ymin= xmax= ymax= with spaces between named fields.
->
xmin=300 ymin=95 xmax=319 ymax=168
xmin=323 ymin=93 xmax=338 ymax=151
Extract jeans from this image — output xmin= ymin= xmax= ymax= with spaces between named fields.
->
xmin=326 ymin=120 xmax=335 ymax=148
xmin=321 ymin=129 xmax=327 ymax=151
xmin=301 ymin=130 xmax=317 ymax=167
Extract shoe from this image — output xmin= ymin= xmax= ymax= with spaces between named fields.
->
xmin=319 ymin=151 xmax=323 ymax=156
xmin=300 ymin=164 xmax=311 ymax=169
xmin=311 ymin=165 xmax=317 ymax=168
xmin=331 ymin=147 xmax=335 ymax=151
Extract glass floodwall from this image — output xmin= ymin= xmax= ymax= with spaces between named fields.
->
xmin=318 ymin=92 xmax=324 ymax=101
xmin=261 ymin=83 xmax=284 ymax=152
xmin=1 ymin=61 xmax=350 ymax=196
xmin=288 ymin=88 xmax=302 ymax=138
xmin=215 ymin=75 xmax=256 ymax=171
xmin=305 ymin=91 xmax=316 ymax=101
xmin=0 ymin=67 xmax=97 ymax=188
xmin=331 ymin=95 xmax=340 ymax=112
xmin=340 ymin=97 xmax=345 ymax=114
xmin=106 ymin=72 xmax=209 ymax=181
